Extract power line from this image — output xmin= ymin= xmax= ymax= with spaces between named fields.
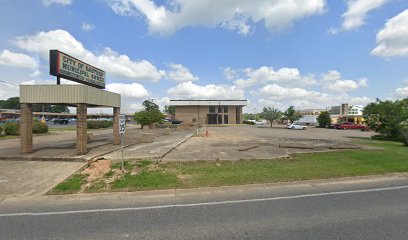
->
xmin=0 ymin=80 xmax=19 ymax=86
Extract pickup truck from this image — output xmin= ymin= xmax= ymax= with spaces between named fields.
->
xmin=336 ymin=122 xmax=367 ymax=130
xmin=53 ymin=118 xmax=69 ymax=124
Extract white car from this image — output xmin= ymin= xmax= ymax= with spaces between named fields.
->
xmin=287 ymin=123 xmax=307 ymax=130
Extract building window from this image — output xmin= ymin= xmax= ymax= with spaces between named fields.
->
xmin=192 ymin=118 xmax=196 ymax=123
xmin=209 ymin=106 xmax=215 ymax=113
xmin=218 ymin=106 xmax=222 ymax=113
xmin=218 ymin=115 xmax=222 ymax=124
xmin=224 ymin=115 xmax=228 ymax=124
xmin=224 ymin=106 xmax=228 ymax=113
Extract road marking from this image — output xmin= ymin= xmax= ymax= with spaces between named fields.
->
xmin=1 ymin=185 xmax=408 ymax=217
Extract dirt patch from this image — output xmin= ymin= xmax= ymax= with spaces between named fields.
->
xmin=82 ymin=160 xmax=112 ymax=182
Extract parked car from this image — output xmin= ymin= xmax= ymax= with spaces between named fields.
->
xmin=327 ymin=124 xmax=340 ymax=129
xmin=53 ymin=118 xmax=69 ymax=124
xmin=336 ymin=122 xmax=366 ymax=130
xmin=360 ymin=125 xmax=370 ymax=131
xmin=170 ymin=119 xmax=183 ymax=124
xmin=287 ymin=123 xmax=307 ymax=130
xmin=254 ymin=120 xmax=266 ymax=125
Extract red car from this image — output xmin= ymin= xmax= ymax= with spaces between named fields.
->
xmin=336 ymin=122 xmax=367 ymax=130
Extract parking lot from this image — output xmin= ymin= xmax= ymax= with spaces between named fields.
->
xmin=163 ymin=124 xmax=376 ymax=161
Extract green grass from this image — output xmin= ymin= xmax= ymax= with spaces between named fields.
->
xmin=104 ymin=170 xmax=114 ymax=177
xmin=49 ymin=126 xmax=77 ymax=131
xmin=163 ymin=140 xmax=408 ymax=187
xmin=111 ymin=171 xmax=179 ymax=190
xmin=52 ymin=140 xmax=408 ymax=193
xmin=0 ymin=135 xmax=19 ymax=139
xmin=111 ymin=161 xmax=135 ymax=171
xmin=50 ymin=174 xmax=87 ymax=194
xmin=85 ymin=180 xmax=107 ymax=193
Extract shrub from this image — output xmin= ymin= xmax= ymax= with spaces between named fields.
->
xmin=0 ymin=125 xmax=3 ymax=135
xmin=134 ymin=109 xmax=165 ymax=127
xmin=317 ymin=111 xmax=331 ymax=128
xmin=33 ymin=121 xmax=48 ymax=134
xmin=87 ymin=120 xmax=113 ymax=129
xmin=4 ymin=122 xmax=20 ymax=135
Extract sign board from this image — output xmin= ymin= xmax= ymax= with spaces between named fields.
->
xmin=49 ymin=50 xmax=105 ymax=89
xmin=119 ymin=115 xmax=126 ymax=135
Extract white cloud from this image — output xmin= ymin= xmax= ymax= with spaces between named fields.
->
xmin=105 ymin=83 xmax=149 ymax=99
xmin=327 ymin=26 xmax=339 ymax=35
xmin=107 ymin=0 xmax=326 ymax=35
xmin=228 ymin=66 xmax=317 ymax=89
xmin=167 ymin=63 xmax=198 ymax=82
xmin=0 ymin=50 xmax=39 ymax=70
xmin=81 ymin=22 xmax=95 ymax=31
xmin=13 ymin=29 xmax=165 ymax=82
xmin=319 ymin=70 xmax=368 ymax=92
xmin=0 ymin=83 xmax=18 ymax=100
xmin=321 ymin=70 xmax=342 ymax=81
xmin=220 ymin=15 xmax=252 ymax=36
xmin=167 ymin=81 xmax=245 ymax=99
xmin=342 ymin=0 xmax=389 ymax=31
xmin=256 ymin=83 xmax=372 ymax=109
xmin=371 ymin=9 xmax=408 ymax=57
xmin=395 ymin=86 xmax=408 ymax=97
xmin=42 ymin=0 xmax=72 ymax=7
xmin=223 ymin=67 xmax=237 ymax=81
xmin=325 ymin=78 xmax=368 ymax=92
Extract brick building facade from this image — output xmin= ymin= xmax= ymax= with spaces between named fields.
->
xmin=170 ymin=100 xmax=247 ymax=124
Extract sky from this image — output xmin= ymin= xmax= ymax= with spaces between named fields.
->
xmin=0 ymin=0 xmax=408 ymax=114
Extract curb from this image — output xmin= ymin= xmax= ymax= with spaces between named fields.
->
xmin=0 ymin=156 xmax=86 ymax=162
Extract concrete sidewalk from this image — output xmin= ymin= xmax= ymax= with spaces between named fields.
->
xmin=0 ymin=161 xmax=86 ymax=202
xmin=101 ymin=130 xmax=194 ymax=161
xmin=0 ymin=125 xmax=194 ymax=161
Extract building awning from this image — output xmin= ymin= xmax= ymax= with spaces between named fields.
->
xmin=170 ymin=100 xmax=247 ymax=106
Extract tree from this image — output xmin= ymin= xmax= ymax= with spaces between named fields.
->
xmin=133 ymin=109 xmax=165 ymax=129
xmin=0 ymin=97 xmax=19 ymax=109
xmin=142 ymin=100 xmax=159 ymax=111
xmin=363 ymin=98 xmax=408 ymax=145
xmin=260 ymin=107 xmax=282 ymax=127
xmin=283 ymin=106 xmax=302 ymax=123
xmin=400 ymin=120 xmax=408 ymax=146
xmin=32 ymin=104 xmax=70 ymax=113
xmin=317 ymin=111 xmax=331 ymax=128
xmin=363 ymin=99 xmax=407 ymax=139
xmin=164 ymin=105 xmax=175 ymax=115
xmin=243 ymin=113 xmax=261 ymax=121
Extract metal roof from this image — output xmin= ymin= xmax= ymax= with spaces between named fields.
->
xmin=170 ymin=100 xmax=247 ymax=106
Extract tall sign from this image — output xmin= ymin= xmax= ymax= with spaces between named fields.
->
xmin=119 ymin=115 xmax=126 ymax=135
xmin=49 ymin=50 xmax=105 ymax=89
xmin=119 ymin=114 xmax=126 ymax=172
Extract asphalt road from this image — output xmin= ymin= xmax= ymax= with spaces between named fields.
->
xmin=1 ymin=177 xmax=408 ymax=240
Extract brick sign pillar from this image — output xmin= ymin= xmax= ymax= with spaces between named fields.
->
xmin=113 ymin=107 xmax=120 ymax=145
xmin=76 ymin=103 xmax=88 ymax=155
xmin=20 ymin=103 xmax=33 ymax=154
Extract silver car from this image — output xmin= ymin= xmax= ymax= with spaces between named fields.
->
xmin=287 ymin=123 xmax=307 ymax=130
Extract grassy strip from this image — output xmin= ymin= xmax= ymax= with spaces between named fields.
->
xmin=52 ymin=140 xmax=408 ymax=193
xmin=50 ymin=174 xmax=88 ymax=194
xmin=49 ymin=126 xmax=77 ymax=132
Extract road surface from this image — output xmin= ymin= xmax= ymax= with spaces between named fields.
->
xmin=1 ymin=175 xmax=407 ymax=239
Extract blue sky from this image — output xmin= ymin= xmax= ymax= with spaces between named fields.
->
xmin=0 ymin=0 xmax=408 ymax=113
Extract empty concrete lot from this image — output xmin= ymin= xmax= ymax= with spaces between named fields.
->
xmin=0 ymin=161 xmax=85 ymax=202
xmin=163 ymin=125 xmax=376 ymax=161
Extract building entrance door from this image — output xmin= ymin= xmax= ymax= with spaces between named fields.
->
xmin=207 ymin=114 xmax=217 ymax=124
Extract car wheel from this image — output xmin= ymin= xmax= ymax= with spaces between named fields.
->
xmin=291 ymin=127 xmax=295 ymax=130
xmin=303 ymin=127 xmax=306 ymax=130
